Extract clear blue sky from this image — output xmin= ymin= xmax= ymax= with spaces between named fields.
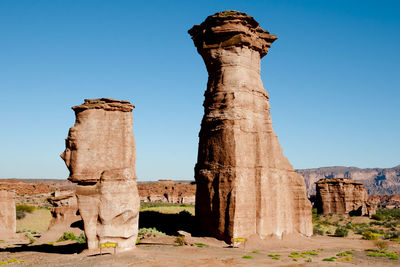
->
xmin=0 ymin=0 xmax=399 ymax=180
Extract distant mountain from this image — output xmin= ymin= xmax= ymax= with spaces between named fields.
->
xmin=297 ymin=165 xmax=400 ymax=196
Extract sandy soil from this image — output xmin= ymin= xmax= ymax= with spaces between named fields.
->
xmin=1 ymin=234 xmax=399 ymax=266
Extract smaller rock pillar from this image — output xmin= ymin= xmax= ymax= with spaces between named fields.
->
xmin=0 ymin=190 xmax=16 ymax=239
xmin=61 ymin=98 xmax=139 ymax=252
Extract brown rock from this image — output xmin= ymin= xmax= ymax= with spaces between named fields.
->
xmin=38 ymin=190 xmax=82 ymax=243
xmin=0 ymin=190 xmax=16 ymax=239
xmin=61 ymin=98 xmax=139 ymax=252
xmin=189 ymin=11 xmax=312 ymax=243
xmin=315 ymin=178 xmax=376 ymax=216
xmin=138 ymin=180 xmax=196 ymax=205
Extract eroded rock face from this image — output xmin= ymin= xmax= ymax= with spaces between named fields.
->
xmin=38 ymin=190 xmax=82 ymax=243
xmin=61 ymin=98 xmax=139 ymax=251
xmin=315 ymin=178 xmax=376 ymax=216
xmin=0 ymin=190 xmax=16 ymax=239
xmin=189 ymin=11 xmax=312 ymax=242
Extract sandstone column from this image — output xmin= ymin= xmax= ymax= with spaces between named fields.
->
xmin=189 ymin=11 xmax=312 ymax=242
xmin=0 ymin=190 xmax=16 ymax=239
xmin=61 ymin=98 xmax=139 ymax=251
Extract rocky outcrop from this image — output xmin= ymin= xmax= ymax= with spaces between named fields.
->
xmin=0 ymin=190 xmax=16 ymax=239
xmin=315 ymin=178 xmax=376 ymax=216
xmin=38 ymin=190 xmax=82 ymax=243
xmin=189 ymin=11 xmax=312 ymax=243
xmin=138 ymin=180 xmax=196 ymax=205
xmin=61 ymin=98 xmax=139 ymax=252
xmin=298 ymin=165 xmax=400 ymax=196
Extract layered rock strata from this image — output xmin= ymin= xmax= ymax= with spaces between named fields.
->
xmin=0 ymin=190 xmax=16 ymax=239
xmin=189 ymin=11 xmax=312 ymax=242
xmin=315 ymin=178 xmax=376 ymax=216
xmin=61 ymin=98 xmax=139 ymax=251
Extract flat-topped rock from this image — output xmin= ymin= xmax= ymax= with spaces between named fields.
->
xmin=316 ymin=178 xmax=376 ymax=216
xmin=61 ymin=98 xmax=139 ymax=252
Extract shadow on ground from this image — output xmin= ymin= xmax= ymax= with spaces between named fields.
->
xmin=139 ymin=210 xmax=199 ymax=236
xmin=0 ymin=243 xmax=86 ymax=254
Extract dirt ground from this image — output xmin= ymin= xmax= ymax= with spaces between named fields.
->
xmin=1 ymin=233 xmax=399 ymax=266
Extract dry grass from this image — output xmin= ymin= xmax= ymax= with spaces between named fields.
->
xmin=16 ymin=209 xmax=52 ymax=234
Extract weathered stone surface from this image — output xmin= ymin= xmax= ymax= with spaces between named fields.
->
xmin=315 ymin=178 xmax=376 ymax=216
xmin=0 ymin=190 xmax=16 ymax=239
xmin=61 ymin=98 xmax=139 ymax=251
xmin=38 ymin=190 xmax=82 ymax=243
xmin=189 ymin=11 xmax=312 ymax=243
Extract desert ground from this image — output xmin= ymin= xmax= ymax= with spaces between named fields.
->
xmin=1 ymin=198 xmax=400 ymax=266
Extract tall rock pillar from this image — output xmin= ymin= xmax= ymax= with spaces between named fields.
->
xmin=189 ymin=11 xmax=312 ymax=242
xmin=61 ymin=98 xmax=139 ymax=251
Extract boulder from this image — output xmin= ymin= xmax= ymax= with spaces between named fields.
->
xmin=189 ymin=11 xmax=312 ymax=243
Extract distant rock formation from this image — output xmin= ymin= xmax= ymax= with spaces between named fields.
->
xmin=138 ymin=180 xmax=196 ymax=204
xmin=189 ymin=11 xmax=312 ymax=243
xmin=0 ymin=190 xmax=16 ymax=239
xmin=315 ymin=178 xmax=376 ymax=216
xmin=61 ymin=98 xmax=139 ymax=252
xmin=297 ymin=165 xmax=400 ymax=195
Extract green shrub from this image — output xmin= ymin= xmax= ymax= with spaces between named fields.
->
xmin=16 ymin=204 xmax=35 ymax=213
xmin=268 ymin=254 xmax=280 ymax=260
xmin=313 ymin=225 xmax=325 ymax=235
xmin=375 ymin=240 xmax=388 ymax=250
xmin=362 ymin=231 xmax=379 ymax=240
xmin=175 ymin=236 xmax=186 ymax=246
xmin=16 ymin=210 xmax=26 ymax=220
xmin=194 ymin=243 xmax=208 ymax=248
xmin=76 ymin=233 xmax=86 ymax=244
xmin=371 ymin=214 xmax=384 ymax=221
xmin=242 ymin=255 xmax=253 ymax=259
xmin=334 ymin=226 xmax=349 ymax=237
xmin=322 ymin=257 xmax=337 ymax=261
xmin=24 ymin=232 xmax=35 ymax=244
xmin=57 ymin=232 xmax=77 ymax=242
xmin=138 ymin=227 xmax=166 ymax=237
xmin=252 ymin=250 xmax=259 ymax=254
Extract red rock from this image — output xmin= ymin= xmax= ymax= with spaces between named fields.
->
xmin=189 ymin=11 xmax=312 ymax=242
xmin=0 ymin=190 xmax=16 ymax=239
xmin=61 ymin=98 xmax=139 ymax=252
xmin=316 ymin=178 xmax=376 ymax=216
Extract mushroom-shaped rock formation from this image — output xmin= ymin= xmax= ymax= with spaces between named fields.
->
xmin=61 ymin=98 xmax=139 ymax=252
xmin=316 ymin=178 xmax=377 ymax=216
xmin=189 ymin=11 xmax=312 ymax=242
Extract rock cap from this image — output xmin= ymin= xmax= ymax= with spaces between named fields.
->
xmin=188 ymin=10 xmax=278 ymax=57
xmin=72 ymin=98 xmax=135 ymax=112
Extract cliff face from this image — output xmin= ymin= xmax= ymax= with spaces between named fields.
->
xmin=297 ymin=165 xmax=400 ymax=195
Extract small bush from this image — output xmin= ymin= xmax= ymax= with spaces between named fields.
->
xmin=16 ymin=210 xmax=26 ymax=220
xmin=16 ymin=204 xmax=35 ymax=213
xmin=322 ymin=257 xmax=337 ymax=261
xmin=334 ymin=226 xmax=349 ymax=237
xmin=194 ymin=243 xmax=208 ymax=248
xmin=76 ymin=233 xmax=86 ymax=244
xmin=175 ymin=236 xmax=186 ymax=246
xmin=252 ymin=250 xmax=259 ymax=254
xmin=268 ymin=254 xmax=280 ymax=260
xmin=362 ymin=231 xmax=379 ymax=240
xmin=57 ymin=232 xmax=77 ymax=242
xmin=242 ymin=255 xmax=253 ymax=259
xmin=375 ymin=240 xmax=388 ymax=250
xmin=24 ymin=232 xmax=35 ymax=244
xmin=313 ymin=225 xmax=325 ymax=235
xmin=371 ymin=214 xmax=384 ymax=221
xmin=138 ymin=227 xmax=166 ymax=237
